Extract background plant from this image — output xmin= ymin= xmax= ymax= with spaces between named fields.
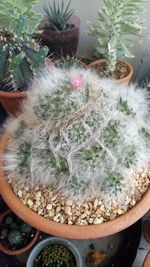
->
xmin=4 ymin=66 xmax=150 ymax=204
xmin=43 ymin=0 xmax=74 ymax=31
xmin=0 ymin=0 xmax=48 ymax=92
xmin=88 ymin=0 xmax=144 ymax=75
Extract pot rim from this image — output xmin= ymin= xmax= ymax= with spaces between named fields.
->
xmin=0 ymin=90 xmax=27 ymax=98
xmin=0 ymin=209 xmax=40 ymax=255
xmin=26 ymin=237 xmax=82 ymax=267
xmin=0 ymin=131 xmax=150 ymax=240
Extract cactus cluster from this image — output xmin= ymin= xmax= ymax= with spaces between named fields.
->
xmin=4 ymin=66 xmax=150 ymax=204
xmin=0 ymin=213 xmax=34 ymax=249
xmin=0 ymin=0 xmax=48 ymax=92
xmin=88 ymin=0 xmax=144 ymax=75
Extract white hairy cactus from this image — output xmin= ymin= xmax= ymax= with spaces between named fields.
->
xmin=4 ymin=66 xmax=150 ymax=204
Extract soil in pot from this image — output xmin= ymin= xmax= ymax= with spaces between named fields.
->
xmin=0 ymin=210 xmax=39 ymax=254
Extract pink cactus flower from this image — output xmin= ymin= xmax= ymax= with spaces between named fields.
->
xmin=71 ymin=74 xmax=85 ymax=89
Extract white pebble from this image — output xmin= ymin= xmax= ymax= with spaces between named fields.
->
xmin=46 ymin=204 xmax=52 ymax=210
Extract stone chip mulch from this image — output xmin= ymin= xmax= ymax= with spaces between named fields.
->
xmin=9 ymin=170 xmax=150 ymax=225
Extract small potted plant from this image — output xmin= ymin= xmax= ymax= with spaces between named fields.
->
xmin=26 ymin=237 xmax=82 ymax=267
xmin=0 ymin=209 xmax=39 ymax=255
xmin=0 ymin=0 xmax=48 ymax=116
xmin=38 ymin=0 xmax=80 ymax=58
xmin=54 ymin=55 xmax=87 ymax=69
xmin=0 ymin=66 xmax=150 ymax=239
xmin=88 ymin=0 xmax=144 ymax=84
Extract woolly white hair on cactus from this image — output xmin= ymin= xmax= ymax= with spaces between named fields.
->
xmin=4 ymin=66 xmax=150 ymax=205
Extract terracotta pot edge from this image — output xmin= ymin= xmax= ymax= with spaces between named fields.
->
xmin=0 ymin=91 xmax=27 ymax=98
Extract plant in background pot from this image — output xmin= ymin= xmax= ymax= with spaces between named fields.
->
xmin=26 ymin=237 xmax=82 ymax=267
xmin=0 ymin=66 xmax=150 ymax=239
xmin=0 ymin=209 xmax=39 ymax=255
xmin=54 ymin=55 xmax=87 ymax=69
xmin=0 ymin=0 xmax=48 ymax=116
xmin=88 ymin=0 xmax=144 ymax=84
xmin=38 ymin=0 xmax=80 ymax=58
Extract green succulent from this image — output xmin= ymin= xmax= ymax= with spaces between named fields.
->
xmin=43 ymin=0 xmax=74 ymax=31
xmin=55 ymin=56 xmax=85 ymax=69
xmin=8 ymin=230 xmax=23 ymax=245
xmin=105 ymin=172 xmax=123 ymax=192
xmin=0 ymin=0 xmax=48 ymax=92
xmin=20 ymin=222 xmax=32 ymax=234
xmin=5 ymin=216 xmax=13 ymax=225
xmin=18 ymin=143 xmax=31 ymax=176
xmin=0 ymin=229 xmax=8 ymax=239
xmin=88 ymin=0 xmax=144 ymax=74
xmin=117 ymin=97 xmax=135 ymax=116
xmin=0 ymin=0 xmax=42 ymax=35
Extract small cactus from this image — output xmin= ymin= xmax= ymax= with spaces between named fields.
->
xmin=20 ymin=222 xmax=32 ymax=234
xmin=4 ymin=66 xmax=150 ymax=205
xmin=8 ymin=230 xmax=23 ymax=246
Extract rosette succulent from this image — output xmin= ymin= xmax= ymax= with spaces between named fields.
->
xmin=4 ymin=66 xmax=150 ymax=205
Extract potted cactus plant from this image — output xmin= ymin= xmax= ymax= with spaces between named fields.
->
xmin=88 ymin=0 xmax=144 ymax=85
xmin=0 ymin=209 xmax=39 ymax=255
xmin=0 ymin=0 xmax=48 ymax=116
xmin=38 ymin=0 xmax=80 ymax=58
xmin=0 ymin=66 xmax=150 ymax=239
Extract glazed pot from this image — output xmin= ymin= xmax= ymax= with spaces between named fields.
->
xmin=89 ymin=59 xmax=133 ymax=85
xmin=26 ymin=237 xmax=82 ymax=267
xmin=142 ymin=251 xmax=150 ymax=267
xmin=0 ymin=131 xmax=150 ymax=240
xmin=0 ymin=91 xmax=27 ymax=117
xmin=0 ymin=209 xmax=40 ymax=255
xmin=38 ymin=16 xmax=80 ymax=57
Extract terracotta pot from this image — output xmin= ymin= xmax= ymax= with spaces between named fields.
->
xmin=0 ymin=131 xmax=150 ymax=240
xmin=89 ymin=59 xmax=133 ymax=85
xmin=0 ymin=91 xmax=27 ymax=117
xmin=38 ymin=16 xmax=80 ymax=57
xmin=0 ymin=209 xmax=40 ymax=255
xmin=142 ymin=251 xmax=150 ymax=267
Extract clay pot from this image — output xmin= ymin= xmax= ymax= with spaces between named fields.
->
xmin=0 ymin=91 xmax=27 ymax=117
xmin=142 ymin=251 xmax=150 ymax=267
xmin=0 ymin=131 xmax=150 ymax=240
xmin=0 ymin=209 xmax=40 ymax=255
xmin=89 ymin=59 xmax=133 ymax=85
xmin=38 ymin=16 xmax=80 ymax=57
